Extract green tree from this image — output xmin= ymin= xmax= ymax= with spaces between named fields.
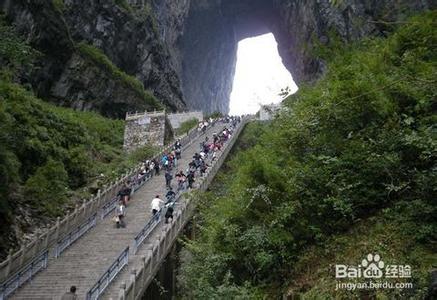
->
xmin=24 ymin=159 xmax=69 ymax=216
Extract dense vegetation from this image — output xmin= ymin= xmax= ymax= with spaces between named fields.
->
xmin=175 ymin=118 xmax=199 ymax=135
xmin=177 ymin=12 xmax=436 ymax=298
xmin=0 ymin=18 xmax=156 ymax=257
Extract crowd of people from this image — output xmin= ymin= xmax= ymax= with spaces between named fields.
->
xmin=113 ymin=116 xmax=241 ymax=228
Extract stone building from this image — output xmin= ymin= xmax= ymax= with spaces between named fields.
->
xmin=123 ymin=110 xmax=169 ymax=152
xmin=123 ymin=110 xmax=205 ymax=152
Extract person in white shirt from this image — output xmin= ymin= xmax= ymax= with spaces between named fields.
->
xmin=115 ymin=201 xmax=125 ymax=228
xmin=151 ymin=195 xmax=164 ymax=215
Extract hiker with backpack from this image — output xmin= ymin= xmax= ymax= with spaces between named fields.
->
xmin=117 ymin=182 xmax=131 ymax=206
xmin=165 ymin=170 xmax=173 ymax=188
xmin=187 ymin=171 xmax=195 ymax=189
xmin=164 ymin=203 xmax=174 ymax=224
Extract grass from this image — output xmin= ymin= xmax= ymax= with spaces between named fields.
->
xmin=175 ymin=118 xmax=199 ymax=136
xmin=52 ymin=0 xmax=65 ymax=12
xmin=286 ymin=208 xmax=436 ymax=299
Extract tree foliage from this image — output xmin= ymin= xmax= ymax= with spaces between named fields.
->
xmin=178 ymin=12 xmax=436 ymax=298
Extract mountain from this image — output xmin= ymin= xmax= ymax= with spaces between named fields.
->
xmin=1 ymin=0 xmax=433 ymax=115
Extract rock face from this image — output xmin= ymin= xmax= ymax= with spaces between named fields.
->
xmin=63 ymin=0 xmax=186 ymax=112
xmin=0 ymin=0 xmax=186 ymax=117
xmin=51 ymin=52 xmax=155 ymax=118
xmin=1 ymin=0 xmax=433 ymax=116
xmin=175 ymin=0 xmax=434 ymax=113
xmin=272 ymin=0 xmax=435 ymax=83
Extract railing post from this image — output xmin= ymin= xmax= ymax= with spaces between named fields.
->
xmin=65 ymin=212 xmax=73 ymax=237
xmin=118 ymin=282 xmax=126 ymax=300
xmin=5 ymin=248 xmax=13 ymax=277
xmin=43 ymin=232 xmax=49 ymax=249
xmin=96 ymin=189 xmax=102 ymax=207
xmin=148 ymin=246 xmax=153 ymax=276
xmin=141 ymin=255 xmax=147 ymax=285
xmin=55 ymin=217 xmax=61 ymax=241
xmin=129 ymin=269 xmax=136 ymax=300
xmin=73 ymin=204 xmax=79 ymax=223
xmin=82 ymin=199 xmax=88 ymax=218
xmin=16 ymin=243 xmax=25 ymax=265
xmin=32 ymin=235 xmax=41 ymax=258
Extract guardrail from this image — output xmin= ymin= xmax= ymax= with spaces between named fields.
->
xmin=55 ymin=213 xmax=97 ymax=258
xmin=133 ymin=212 xmax=161 ymax=255
xmin=117 ymin=118 xmax=249 ymax=300
xmin=101 ymin=195 xmax=120 ymax=220
xmin=0 ymin=118 xmax=207 ymax=286
xmin=0 ymin=250 xmax=48 ymax=300
xmin=118 ymin=118 xmax=249 ymax=300
xmin=132 ymin=193 xmax=182 ymax=255
xmin=86 ymin=247 xmax=129 ymax=300
xmin=131 ymin=171 xmax=152 ymax=193
xmin=125 ymin=110 xmax=166 ymax=119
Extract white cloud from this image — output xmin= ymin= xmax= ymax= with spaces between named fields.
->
xmin=229 ymin=33 xmax=298 ymax=116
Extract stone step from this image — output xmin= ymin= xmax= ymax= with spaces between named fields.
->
xmin=9 ymin=123 xmax=227 ymax=300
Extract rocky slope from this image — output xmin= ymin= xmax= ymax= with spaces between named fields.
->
xmin=1 ymin=0 xmax=433 ymax=115
xmin=0 ymin=0 xmax=186 ymax=118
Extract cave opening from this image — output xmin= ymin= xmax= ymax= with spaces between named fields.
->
xmin=229 ymin=33 xmax=298 ymax=116
xmin=179 ymin=0 xmax=301 ymax=114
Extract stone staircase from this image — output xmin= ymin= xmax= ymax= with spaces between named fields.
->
xmin=9 ymin=123 xmax=223 ymax=300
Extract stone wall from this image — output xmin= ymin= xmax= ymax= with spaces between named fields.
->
xmin=123 ymin=110 xmax=167 ymax=152
xmin=167 ymin=111 xmax=203 ymax=129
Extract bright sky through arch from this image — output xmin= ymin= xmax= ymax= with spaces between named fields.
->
xmin=229 ymin=33 xmax=298 ymax=115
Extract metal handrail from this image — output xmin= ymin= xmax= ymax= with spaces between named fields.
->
xmin=101 ymin=170 xmax=152 ymax=220
xmin=86 ymin=247 xmax=129 ymax=300
xmin=130 ymin=122 xmax=234 ymax=255
xmin=0 ymin=250 xmax=48 ymax=300
xmin=133 ymin=211 xmax=162 ymax=254
xmin=132 ymin=190 xmax=182 ymax=255
xmin=55 ymin=213 xmax=97 ymax=258
xmin=131 ymin=170 xmax=153 ymax=192
xmin=119 ymin=119 xmax=248 ymax=300
xmin=101 ymin=196 xmax=119 ymax=220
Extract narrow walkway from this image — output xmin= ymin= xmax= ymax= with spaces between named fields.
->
xmin=10 ymin=124 xmax=223 ymax=300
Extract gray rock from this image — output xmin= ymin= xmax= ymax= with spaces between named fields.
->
xmin=1 ymin=0 xmax=433 ymax=116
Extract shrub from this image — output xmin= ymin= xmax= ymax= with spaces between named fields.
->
xmin=177 ymin=11 xmax=437 ymax=298
xmin=24 ymin=159 xmax=69 ymax=216
xmin=176 ymin=118 xmax=199 ymax=135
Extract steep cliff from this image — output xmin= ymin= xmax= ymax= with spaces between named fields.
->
xmin=1 ymin=0 xmax=433 ymax=116
xmin=0 ymin=0 xmax=186 ymax=118
xmin=175 ymin=0 xmax=433 ymax=113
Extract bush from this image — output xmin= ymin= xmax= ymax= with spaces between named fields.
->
xmin=24 ymin=159 xmax=69 ymax=216
xmin=0 ymin=16 xmax=39 ymax=79
xmin=176 ymin=118 xmax=199 ymax=136
xmin=177 ymin=11 xmax=437 ymax=298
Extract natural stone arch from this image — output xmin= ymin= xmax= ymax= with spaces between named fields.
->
xmin=176 ymin=0 xmax=432 ymax=114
